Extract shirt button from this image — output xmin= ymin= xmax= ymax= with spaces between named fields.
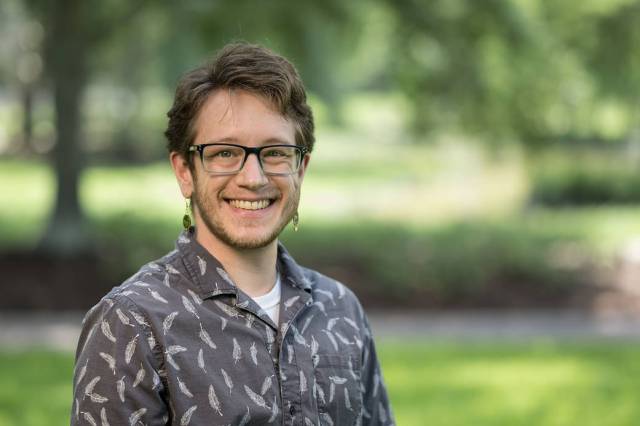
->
xmin=289 ymin=405 xmax=296 ymax=415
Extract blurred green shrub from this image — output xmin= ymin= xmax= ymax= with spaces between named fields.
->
xmin=530 ymin=149 xmax=640 ymax=205
xmin=94 ymin=217 xmax=594 ymax=309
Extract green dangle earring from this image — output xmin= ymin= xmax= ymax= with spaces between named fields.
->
xmin=182 ymin=198 xmax=192 ymax=230
xmin=292 ymin=211 xmax=299 ymax=232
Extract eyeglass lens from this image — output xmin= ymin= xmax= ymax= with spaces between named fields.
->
xmin=201 ymin=145 xmax=301 ymax=174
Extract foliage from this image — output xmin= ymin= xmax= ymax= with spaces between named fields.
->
xmin=383 ymin=0 xmax=640 ymax=144
xmin=3 ymin=341 xmax=640 ymax=425
xmin=4 ymin=155 xmax=640 ymax=308
xmin=530 ymin=147 xmax=640 ymax=205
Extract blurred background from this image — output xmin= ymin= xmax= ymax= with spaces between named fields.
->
xmin=2 ymin=0 xmax=640 ymax=424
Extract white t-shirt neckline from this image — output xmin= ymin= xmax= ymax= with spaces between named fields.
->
xmin=252 ymin=273 xmax=281 ymax=324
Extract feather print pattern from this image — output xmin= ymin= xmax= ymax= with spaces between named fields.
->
xmin=268 ymin=396 xmax=279 ymax=423
xmin=315 ymin=379 xmax=326 ymax=404
xmin=199 ymin=323 xmax=217 ymax=349
xmin=177 ymin=376 xmax=194 ymax=397
xmin=214 ymin=301 xmax=239 ymax=318
xmin=89 ymin=392 xmax=109 ymax=403
xmin=197 ymin=348 xmax=206 ymax=372
xmin=260 ymin=375 xmax=272 ymax=395
xmin=320 ymin=412 xmax=335 ymax=426
xmin=182 ymin=295 xmax=199 ymax=319
xmin=287 ymin=344 xmax=294 ymax=364
xmin=187 ymin=289 xmax=202 ymax=305
xmin=197 ymin=255 xmax=207 ymax=275
xmin=100 ymin=407 xmax=110 ymax=426
xmin=216 ymin=267 xmax=234 ymax=286
xmin=165 ymin=345 xmax=187 ymax=371
xmin=232 ymin=338 xmax=242 ymax=363
xmin=149 ymin=288 xmax=169 ymax=304
xmin=345 ymin=387 xmax=353 ymax=411
xmin=250 ymin=342 xmax=258 ymax=365
xmin=115 ymin=309 xmax=134 ymax=327
xmin=151 ymin=369 xmax=161 ymax=390
xmin=283 ymin=295 xmax=299 ymax=309
xmin=221 ymin=368 xmax=233 ymax=394
xmin=128 ymin=310 xmax=150 ymax=327
xmin=147 ymin=331 xmax=156 ymax=350
xmin=128 ymin=407 xmax=146 ymax=426
xmin=125 ymin=334 xmax=138 ymax=364
xmin=117 ymin=376 xmax=125 ymax=402
xmin=76 ymin=358 xmax=89 ymax=385
xmin=163 ymin=311 xmax=179 ymax=335
xmin=99 ymin=352 xmax=116 ymax=375
xmin=238 ymin=406 xmax=251 ymax=426
xmin=323 ymin=329 xmax=339 ymax=351
xmin=334 ymin=331 xmax=351 ymax=345
xmin=244 ymin=384 xmax=268 ymax=409
xmin=84 ymin=376 xmax=101 ymax=398
xmin=133 ymin=364 xmax=146 ymax=388
xmin=82 ymin=411 xmax=97 ymax=426
xmin=208 ymin=384 xmax=223 ymax=416
xmin=100 ymin=320 xmax=116 ymax=343
xmin=70 ymin=233 xmax=395 ymax=426
xmin=327 ymin=317 xmax=339 ymax=331
xmin=300 ymin=370 xmax=308 ymax=393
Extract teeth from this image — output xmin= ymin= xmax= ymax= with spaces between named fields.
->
xmin=229 ymin=199 xmax=271 ymax=210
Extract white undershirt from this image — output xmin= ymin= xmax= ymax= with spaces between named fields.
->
xmin=252 ymin=273 xmax=281 ymax=324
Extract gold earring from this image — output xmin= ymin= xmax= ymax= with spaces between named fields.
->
xmin=292 ymin=211 xmax=299 ymax=232
xmin=182 ymin=198 xmax=192 ymax=230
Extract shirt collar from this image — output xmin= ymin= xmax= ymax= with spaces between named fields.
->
xmin=176 ymin=228 xmax=311 ymax=301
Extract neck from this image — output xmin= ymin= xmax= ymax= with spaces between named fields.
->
xmin=194 ymin=226 xmax=278 ymax=298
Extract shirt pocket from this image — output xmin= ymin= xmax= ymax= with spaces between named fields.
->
xmin=312 ymin=353 xmax=363 ymax=426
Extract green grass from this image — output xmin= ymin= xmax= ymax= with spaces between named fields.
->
xmin=381 ymin=341 xmax=640 ymax=425
xmin=1 ymin=342 xmax=640 ymax=425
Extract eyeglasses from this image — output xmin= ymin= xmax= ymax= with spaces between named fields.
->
xmin=188 ymin=143 xmax=308 ymax=175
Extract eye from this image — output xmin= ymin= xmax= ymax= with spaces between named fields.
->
xmin=263 ymin=148 xmax=290 ymax=157
xmin=215 ymin=150 xmax=234 ymax=158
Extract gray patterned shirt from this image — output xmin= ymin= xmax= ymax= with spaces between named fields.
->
xmin=71 ymin=229 xmax=394 ymax=425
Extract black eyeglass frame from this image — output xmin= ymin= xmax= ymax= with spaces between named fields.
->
xmin=188 ymin=143 xmax=309 ymax=176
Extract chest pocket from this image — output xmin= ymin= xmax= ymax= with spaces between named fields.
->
xmin=312 ymin=353 xmax=363 ymax=426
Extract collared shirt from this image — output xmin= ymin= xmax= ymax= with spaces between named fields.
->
xmin=71 ymin=229 xmax=395 ymax=425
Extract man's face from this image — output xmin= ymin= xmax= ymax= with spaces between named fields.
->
xmin=172 ymin=89 xmax=309 ymax=250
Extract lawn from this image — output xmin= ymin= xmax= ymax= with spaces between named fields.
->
xmin=1 ymin=341 xmax=639 ymax=425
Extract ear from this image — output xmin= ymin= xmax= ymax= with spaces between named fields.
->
xmin=170 ymin=152 xmax=194 ymax=198
xmin=296 ymin=154 xmax=311 ymax=182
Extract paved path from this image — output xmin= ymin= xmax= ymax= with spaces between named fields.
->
xmin=2 ymin=310 xmax=640 ymax=352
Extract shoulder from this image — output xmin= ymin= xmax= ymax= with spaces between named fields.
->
xmin=301 ymin=266 xmax=366 ymax=322
xmin=83 ymin=250 xmax=186 ymax=328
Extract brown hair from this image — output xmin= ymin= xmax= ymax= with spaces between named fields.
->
xmin=165 ymin=42 xmax=314 ymax=163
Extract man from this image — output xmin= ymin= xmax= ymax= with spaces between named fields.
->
xmin=71 ymin=42 xmax=394 ymax=426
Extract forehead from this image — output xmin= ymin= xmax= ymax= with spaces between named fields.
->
xmin=193 ymin=89 xmax=295 ymax=145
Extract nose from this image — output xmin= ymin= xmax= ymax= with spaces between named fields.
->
xmin=235 ymin=153 xmax=268 ymax=188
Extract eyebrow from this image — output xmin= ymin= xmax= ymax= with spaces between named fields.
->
xmin=202 ymin=137 xmax=295 ymax=146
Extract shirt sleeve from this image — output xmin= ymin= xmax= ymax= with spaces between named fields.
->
xmin=71 ymin=295 xmax=168 ymax=426
xmin=360 ymin=314 xmax=395 ymax=426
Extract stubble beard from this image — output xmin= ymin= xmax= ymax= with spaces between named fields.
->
xmin=191 ymin=180 xmax=300 ymax=250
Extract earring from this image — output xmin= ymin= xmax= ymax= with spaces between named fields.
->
xmin=182 ymin=198 xmax=192 ymax=230
xmin=292 ymin=211 xmax=299 ymax=232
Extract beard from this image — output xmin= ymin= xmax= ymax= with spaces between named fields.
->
xmin=191 ymin=179 xmax=300 ymax=250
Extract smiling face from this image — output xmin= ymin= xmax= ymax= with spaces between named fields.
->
xmin=171 ymin=89 xmax=309 ymax=251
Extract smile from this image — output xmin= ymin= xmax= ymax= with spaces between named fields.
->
xmin=228 ymin=199 xmax=273 ymax=210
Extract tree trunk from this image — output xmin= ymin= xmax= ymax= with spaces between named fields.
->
xmin=38 ymin=0 xmax=92 ymax=256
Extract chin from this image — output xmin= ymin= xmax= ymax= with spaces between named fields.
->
xmin=203 ymin=218 xmax=284 ymax=250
